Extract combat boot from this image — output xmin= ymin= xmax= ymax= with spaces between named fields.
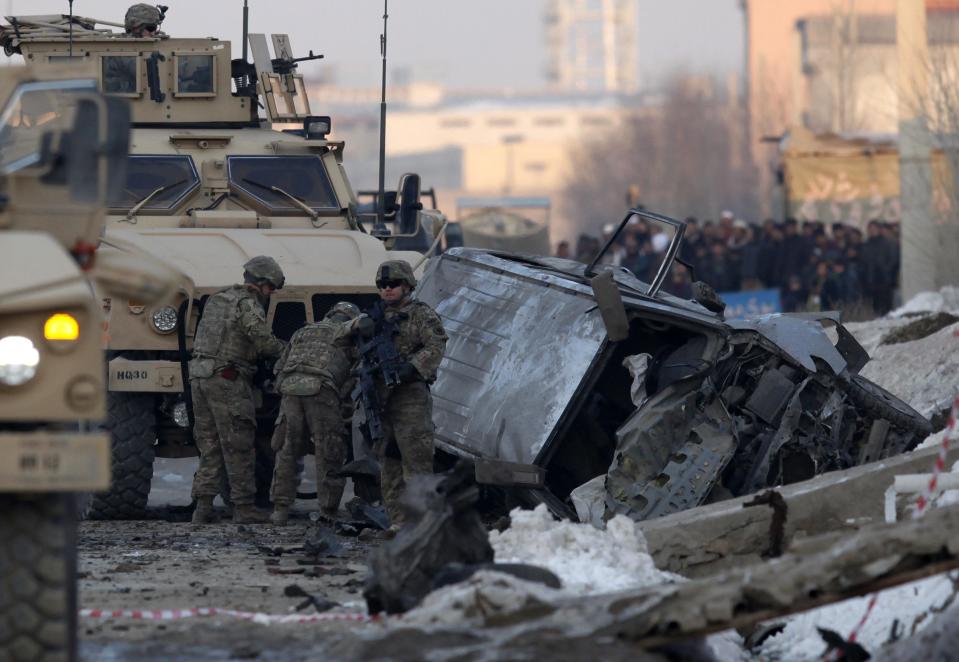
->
xmin=233 ymin=504 xmax=269 ymax=524
xmin=191 ymin=496 xmax=216 ymax=525
xmin=270 ymin=505 xmax=290 ymax=526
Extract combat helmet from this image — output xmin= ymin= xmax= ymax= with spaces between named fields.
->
xmin=124 ymin=4 xmax=161 ymax=32
xmin=376 ymin=260 xmax=416 ymax=289
xmin=325 ymin=301 xmax=360 ymax=322
xmin=243 ymin=255 xmax=285 ymax=289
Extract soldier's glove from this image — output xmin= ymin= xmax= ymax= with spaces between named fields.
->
xmin=396 ymin=361 xmax=420 ymax=383
xmin=355 ymin=314 xmax=375 ymax=339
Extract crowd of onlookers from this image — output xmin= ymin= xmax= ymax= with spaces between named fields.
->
xmin=554 ymin=211 xmax=902 ymax=316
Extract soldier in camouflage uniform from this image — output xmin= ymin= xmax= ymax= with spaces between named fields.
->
xmin=189 ymin=256 xmax=286 ymax=524
xmin=124 ymin=4 xmax=163 ymax=37
xmin=269 ymin=302 xmax=360 ymax=525
xmin=362 ymin=260 xmax=447 ymax=530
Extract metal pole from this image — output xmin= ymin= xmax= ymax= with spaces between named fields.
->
xmin=897 ymin=0 xmax=936 ymax=299
xmin=241 ymin=0 xmax=249 ymax=62
xmin=376 ymin=0 xmax=388 ymax=229
xmin=68 ymin=0 xmax=73 ymax=57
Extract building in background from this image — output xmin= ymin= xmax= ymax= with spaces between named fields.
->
xmin=742 ymin=0 xmax=959 ymax=217
xmin=544 ymin=0 xmax=640 ymax=94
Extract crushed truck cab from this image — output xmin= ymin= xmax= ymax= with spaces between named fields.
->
xmin=415 ymin=209 xmax=931 ymax=522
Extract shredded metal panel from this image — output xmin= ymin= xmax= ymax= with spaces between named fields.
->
xmin=416 ymin=253 xmax=607 ymax=465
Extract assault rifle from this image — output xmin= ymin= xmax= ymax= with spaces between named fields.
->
xmin=351 ymin=301 xmax=405 ymax=444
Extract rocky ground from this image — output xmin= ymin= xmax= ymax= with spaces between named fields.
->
xmin=78 ymin=460 xmax=388 ymax=661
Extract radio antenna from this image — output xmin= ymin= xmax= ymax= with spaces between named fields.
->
xmin=376 ymin=0 xmax=388 ymax=230
xmin=241 ymin=0 xmax=248 ymax=62
xmin=68 ymin=0 xmax=74 ymax=57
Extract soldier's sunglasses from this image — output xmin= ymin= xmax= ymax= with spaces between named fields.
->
xmin=142 ymin=24 xmax=158 ymax=31
xmin=376 ymin=279 xmax=403 ymax=290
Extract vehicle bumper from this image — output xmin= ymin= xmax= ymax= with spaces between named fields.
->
xmin=108 ymin=357 xmax=183 ymax=393
xmin=0 ymin=432 xmax=111 ymax=491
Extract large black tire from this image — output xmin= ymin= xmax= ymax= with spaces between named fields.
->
xmin=845 ymin=374 xmax=933 ymax=449
xmin=83 ymin=392 xmax=156 ymax=520
xmin=0 ymin=494 xmax=77 ymax=662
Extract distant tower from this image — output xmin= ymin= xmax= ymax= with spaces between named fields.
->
xmin=544 ymin=0 xmax=639 ymax=94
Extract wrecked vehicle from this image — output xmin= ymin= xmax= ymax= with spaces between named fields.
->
xmin=414 ymin=209 xmax=932 ymax=522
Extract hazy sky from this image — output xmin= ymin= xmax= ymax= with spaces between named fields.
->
xmin=6 ymin=0 xmax=743 ymax=90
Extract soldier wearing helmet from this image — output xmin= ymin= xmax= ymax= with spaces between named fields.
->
xmin=188 ymin=256 xmax=286 ymax=525
xmin=356 ymin=260 xmax=447 ymax=533
xmin=124 ymin=4 xmax=163 ymax=38
xmin=268 ymin=301 xmax=361 ymax=525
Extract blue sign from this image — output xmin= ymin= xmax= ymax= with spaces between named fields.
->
xmin=719 ymin=288 xmax=782 ymax=319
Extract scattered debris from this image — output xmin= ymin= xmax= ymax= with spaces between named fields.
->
xmin=303 ymin=526 xmax=344 ymax=559
xmin=364 ymin=463 xmax=495 ymax=614
xmin=345 ymin=497 xmax=389 ymax=531
xmin=282 ymin=584 xmax=339 ymax=613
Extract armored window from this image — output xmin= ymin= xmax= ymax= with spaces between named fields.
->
xmin=0 ymin=79 xmax=96 ymax=174
xmin=174 ymin=54 xmax=215 ymax=97
xmin=101 ymin=55 xmax=141 ymax=96
xmin=108 ymin=155 xmax=200 ymax=211
xmin=227 ymin=156 xmax=339 ymax=212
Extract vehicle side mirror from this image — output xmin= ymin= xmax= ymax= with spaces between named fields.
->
xmin=590 ymin=270 xmax=630 ymax=342
xmin=396 ymin=172 xmax=423 ymax=236
xmin=67 ymin=97 xmax=130 ymax=203
xmin=692 ymin=281 xmax=726 ymax=315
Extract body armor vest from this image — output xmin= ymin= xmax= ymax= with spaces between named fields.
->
xmin=193 ymin=286 xmax=260 ymax=370
xmin=280 ymin=320 xmax=350 ymax=389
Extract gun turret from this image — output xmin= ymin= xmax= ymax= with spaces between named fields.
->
xmin=271 ymin=49 xmax=323 ymax=76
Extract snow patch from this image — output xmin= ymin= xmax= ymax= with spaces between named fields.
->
xmin=489 ymin=504 xmax=675 ymax=595
xmin=891 ymin=286 xmax=959 ymax=318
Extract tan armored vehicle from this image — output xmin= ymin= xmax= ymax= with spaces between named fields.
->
xmin=0 ymin=63 xmax=179 ymax=658
xmin=0 ymin=9 xmax=447 ymax=518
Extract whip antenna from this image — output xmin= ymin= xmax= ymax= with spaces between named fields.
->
xmin=376 ymin=0 xmax=388 ymax=231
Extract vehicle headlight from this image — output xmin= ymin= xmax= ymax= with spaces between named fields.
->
xmin=151 ymin=305 xmax=179 ymax=334
xmin=0 ymin=336 xmax=40 ymax=386
xmin=172 ymin=400 xmax=190 ymax=428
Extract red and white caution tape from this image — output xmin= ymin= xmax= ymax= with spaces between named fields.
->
xmin=913 ymin=394 xmax=959 ymax=519
xmin=825 ymin=391 xmax=959 ymax=660
xmin=80 ymin=607 xmax=378 ymax=625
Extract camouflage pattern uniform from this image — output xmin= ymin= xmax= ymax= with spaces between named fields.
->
xmin=189 ymin=258 xmax=284 ymax=517
xmin=270 ymin=303 xmax=358 ymax=518
xmin=369 ymin=261 xmax=447 ymax=525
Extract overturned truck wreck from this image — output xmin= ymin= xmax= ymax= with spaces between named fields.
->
xmin=415 ymin=209 xmax=931 ymax=522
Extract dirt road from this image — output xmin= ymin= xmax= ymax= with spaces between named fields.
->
xmin=78 ymin=458 xmax=385 ymax=661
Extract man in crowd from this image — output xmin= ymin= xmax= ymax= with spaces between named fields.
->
xmin=269 ymin=302 xmax=361 ymax=525
xmin=359 ymin=260 xmax=447 ymax=532
xmin=189 ymin=256 xmax=286 ymax=525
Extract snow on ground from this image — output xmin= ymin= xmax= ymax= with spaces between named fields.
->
xmin=890 ymin=286 xmax=959 ymax=318
xmin=488 ymin=503 xmax=675 ymax=594
xmin=402 ymin=505 xmax=746 ymax=657
xmin=857 ymin=319 xmax=959 ymax=419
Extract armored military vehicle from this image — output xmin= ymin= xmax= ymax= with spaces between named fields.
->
xmin=0 ymin=62 xmax=179 ymax=658
xmin=0 ymin=9 xmax=447 ymax=518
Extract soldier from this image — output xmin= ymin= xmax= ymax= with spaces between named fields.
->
xmin=361 ymin=260 xmax=447 ymax=531
xmin=189 ymin=256 xmax=286 ymax=524
xmin=269 ymin=302 xmax=360 ymax=525
xmin=124 ymin=4 xmax=162 ymax=38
